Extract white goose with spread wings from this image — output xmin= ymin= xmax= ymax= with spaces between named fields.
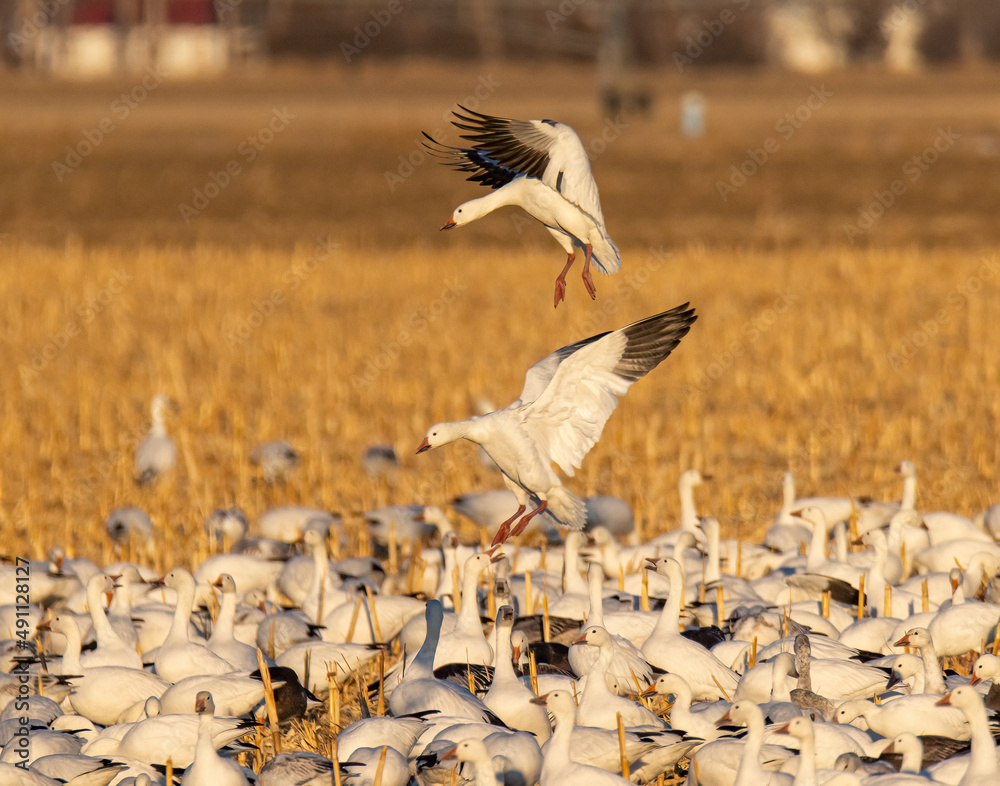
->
xmin=417 ymin=305 xmax=697 ymax=546
xmin=426 ymin=107 xmax=621 ymax=306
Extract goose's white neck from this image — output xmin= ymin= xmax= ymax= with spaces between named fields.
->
xmin=86 ymin=576 xmax=116 ymax=645
xmin=57 ymin=620 xmax=83 ymax=675
xmin=679 ymin=481 xmax=698 ymax=531
xmin=651 ymin=562 xmax=683 ymax=640
xmin=585 ymin=564 xmax=605 ymax=628
xmin=794 ymin=723 xmax=818 ymax=786
xmin=166 ymin=575 xmax=196 ymax=645
xmin=211 ymin=591 xmax=236 ymax=643
xmin=562 ymin=535 xmax=587 ymax=596
xmin=734 ymin=710 xmax=767 ymax=786
xmin=782 ymin=472 xmax=795 ymax=510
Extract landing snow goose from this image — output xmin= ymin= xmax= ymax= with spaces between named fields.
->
xmin=426 ymin=107 xmax=621 ymax=306
xmin=389 ymin=600 xmax=503 ymax=724
xmin=134 ymin=394 xmax=176 ymax=485
xmin=484 ymin=607 xmax=551 ymax=740
xmin=573 ymin=626 xmax=662 ymax=728
xmin=417 ymin=305 xmax=697 ymax=546
xmin=781 ymin=469 xmax=856 ymax=529
xmin=642 ymin=557 xmax=739 ymax=701
xmin=530 ymin=690 xmax=631 ymax=786
xmin=37 ymin=615 xmax=169 ymax=726
xmin=153 ymin=568 xmax=235 ymax=682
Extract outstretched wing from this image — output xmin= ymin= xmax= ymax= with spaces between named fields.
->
xmin=517 ymin=304 xmax=697 ymax=476
xmin=426 ymin=106 xmax=604 ymax=221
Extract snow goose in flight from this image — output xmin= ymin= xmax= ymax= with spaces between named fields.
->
xmin=134 ymin=394 xmax=176 ymax=485
xmin=426 ymin=107 xmax=621 ymax=307
xmin=417 ymin=305 xmax=697 ymax=546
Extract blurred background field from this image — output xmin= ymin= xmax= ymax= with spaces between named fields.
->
xmin=2 ymin=50 xmax=1000 ymax=565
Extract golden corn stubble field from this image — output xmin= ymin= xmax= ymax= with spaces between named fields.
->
xmin=1 ymin=61 xmax=999 ymax=568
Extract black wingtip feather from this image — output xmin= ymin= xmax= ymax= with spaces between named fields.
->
xmin=614 ymin=303 xmax=697 ymax=383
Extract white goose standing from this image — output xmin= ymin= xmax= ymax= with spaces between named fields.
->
xmin=134 ymin=394 xmax=176 ymax=485
xmin=426 ymin=107 xmax=621 ymax=306
xmin=181 ymin=692 xmax=250 ymax=786
xmin=484 ymin=606 xmax=551 ymax=740
xmin=154 ymin=568 xmax=235 ymax=682
xmin=417 ymin=305 xmax=697 ymax=546
xmin=642 ymin=557 xmax=739 ymax=701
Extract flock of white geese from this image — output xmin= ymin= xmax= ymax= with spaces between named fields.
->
xmin=3 ymin=459 xmax=1000 ymax=786
xmin=6 ymin=110 xmax=999 ymax=785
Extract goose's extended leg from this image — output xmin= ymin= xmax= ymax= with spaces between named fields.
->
xmin=491 ymin=504 xmax=527 ymax=547
xmin=553 ymin=253 xmax=576 ymax=308
xmin=581 ymin=244 xmax=597 ymax=300
xmin=507 ymin=501 xmax=549 ymax=541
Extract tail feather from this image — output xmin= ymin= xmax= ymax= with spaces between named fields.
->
xmin=591 ymin=233 xmax=622 ymax=275
xmin=545 ymin=487 xmax=587 ymax=530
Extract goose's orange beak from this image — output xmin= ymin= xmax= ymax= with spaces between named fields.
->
xmin=440 ymin=219 xmax=457 ymax=231
xmin=416 ymin=438 xmax=431 ymax=454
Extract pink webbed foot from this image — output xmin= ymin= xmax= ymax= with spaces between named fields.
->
xmin=553 ymin=254 xmax=576 ymax=308
xmin=508 ymin=501 xmax=549 ymax=540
